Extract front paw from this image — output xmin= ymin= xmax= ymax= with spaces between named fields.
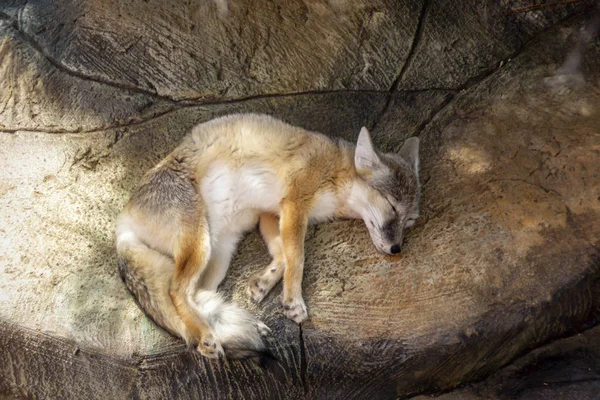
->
xmin=282 ymin=296 xmax=308 ymax=324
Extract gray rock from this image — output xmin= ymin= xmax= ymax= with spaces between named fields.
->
xmin=2 ymin=0 xmax=421 ymax=100
xmin=398 ymin=0 xmax=592 ymax=90
xmin=1 ymin=1 xmax=599 ymax=399
xmin=410 ymin=326 xmax=600 ymax=400
xmin=0 ymin=17 xmax=174 ymax=133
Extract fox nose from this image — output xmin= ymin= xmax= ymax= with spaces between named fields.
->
xmin=390 ymin=244 xmax=401 ymax=254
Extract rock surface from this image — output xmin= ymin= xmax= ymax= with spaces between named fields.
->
xmin=411 ymin=325 xmax=600 ymax=400
xmin=1 ymin=1 xmax=599 ymax=399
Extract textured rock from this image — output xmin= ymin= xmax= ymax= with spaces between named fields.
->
xmin=0 ymin=17 xmax=174 ymax=133
xmin=3 ymin=0 xmax=422 ymax=100
xmin=398 ymin=0 xmax=591 ymax=90
xmin=1 ymin=1 xmax=600 ymax=399
xmin=0 ymin=91 xmax=387 ymax=357
xmin=2 ymin=0 xmax=594 ymax=103
xmin=410 ymin=325 xmax=600 ymax=400
xmin=295 ymin=16 xmax=600 ymax=394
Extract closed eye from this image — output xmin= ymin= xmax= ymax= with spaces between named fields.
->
xmin=405 ymin=218 xmax=417 ymax=227
xmin=385 ymin=198 xmax=397 ymax=214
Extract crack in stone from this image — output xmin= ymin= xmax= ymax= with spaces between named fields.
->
xmin=5 ymin=2 xmax=535 ymax=138
xmin=298 ymin=323 xmax=309 ymax=396
xmin=0 ymin=11 xmax=178 ymax=103
xmin=1 ymin=4 xmax=590 ymax=145
xmin=369 ymin=0 xmax=431 ymax=132
xmin=0 ymin=9 xmax=463 ymax=114
xmin=408 ymin=29 xmax=560 ymax=139
xmin=369 ymin=3 xmax=595 ymax=139
xmin=488 ymin=178 xmax=562 ymax=198
xmin=413 ymin=92 xmax=455 ymax=137
xmin=389 ymin=0 xmax=431 ymax=94
xmin=0 ymin=89 xmax=451 ymax=135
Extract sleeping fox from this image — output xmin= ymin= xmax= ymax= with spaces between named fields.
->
xmin=116 ymin=113 xmax=420 ymax=362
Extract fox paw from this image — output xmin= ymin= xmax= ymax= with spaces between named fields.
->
xmin=197 ymin=333 xmax=224 ymax=359
xmin=248 ymin=274 xmax=271 ymax=303
xmin=282 ymin=297 xmax=308 ymax=324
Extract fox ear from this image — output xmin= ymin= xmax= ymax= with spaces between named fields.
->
xmin=398 ymin=137 xmax=420 ymax=172
xmin=355 ymin=127 xmax=381 ymax=170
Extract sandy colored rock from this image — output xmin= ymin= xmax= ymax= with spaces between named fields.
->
xmin=0 ymin=18 xmax=174 ymax=133
xmin=1 ymin=2 xmax=600 ymax=399
xmin=294 ymin=15 xmax=600 ymax=397
xmin=3 ymin=0 xmax=593 ymax=102
xmin=0 ymin=91 xmax=388 ymax=357
xmin=398 ymin=0 xmax=590 ymax=90
xmin=3 ymin=0 xmax=422 ymax=100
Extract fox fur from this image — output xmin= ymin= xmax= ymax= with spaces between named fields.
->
xmin=116 ymin=113 xmax=420 ymax=361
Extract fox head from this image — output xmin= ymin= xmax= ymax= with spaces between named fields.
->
xmin=350 ymin=127 xmax=420 ymax=255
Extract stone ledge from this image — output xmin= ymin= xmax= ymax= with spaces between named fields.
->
xmin=1 ymin=5 xmax=600 ymax=400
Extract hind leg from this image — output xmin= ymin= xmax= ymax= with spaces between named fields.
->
xmin=198 ymin=232 xmax=240 ymax=291
xmin=170 ymin=226 xmax=223 ymax=359
xmin=248 ymin=213 xmax=285 ymax=303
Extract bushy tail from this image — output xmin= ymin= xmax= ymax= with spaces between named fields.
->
xmin=193 ymin=291 xmax=276 ymax=362
xmin=116 ymin=232 xmax=274 ymax=364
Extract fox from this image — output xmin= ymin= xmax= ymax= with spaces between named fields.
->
xmin=115 ymin=113 xmax=420 ymax=363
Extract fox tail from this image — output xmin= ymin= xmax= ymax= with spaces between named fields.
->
xmin=116 ymin=233 xmax=277 ymax=366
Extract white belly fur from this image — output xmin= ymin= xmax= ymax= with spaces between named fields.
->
xmin=201 ymin=163 xmax=284 ymax=236
xmin=309 ymin=190 xmax=339 ymax=223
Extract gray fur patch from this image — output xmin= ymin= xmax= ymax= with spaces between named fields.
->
xmin=382 ymin=218 xmax=399 ymax=242
xmin=118 ymin=255 xmax=176 ymax=337
xmin=377 ymin=155 xmax=420 ymax=214
xmin=131 ymin=156 xmax=198 ymax=215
